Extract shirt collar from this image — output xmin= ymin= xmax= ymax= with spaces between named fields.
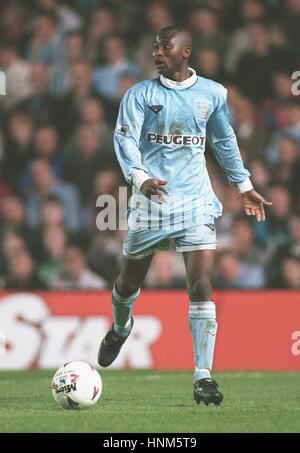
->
xmin=159 ymin=67 xmax=197 ymax=89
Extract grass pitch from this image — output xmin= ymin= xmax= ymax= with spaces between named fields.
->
xmin=1 ymin=370 xmax=300 ymax=433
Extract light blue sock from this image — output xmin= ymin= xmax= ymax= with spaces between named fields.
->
xmin=189 ymin=301 xmax=218 ymax=382
xmin=112 ymin=284 xmax=140 ymax=337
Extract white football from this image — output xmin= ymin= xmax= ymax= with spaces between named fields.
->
xmin=51 ymin=361 xmax=102 ymax=410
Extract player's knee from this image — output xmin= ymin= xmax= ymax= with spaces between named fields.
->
xmin=187 ymin=276 xmax=212 ymax=301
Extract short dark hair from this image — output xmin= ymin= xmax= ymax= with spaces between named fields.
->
xmin=158 ymin=25 xmax=192 ymax=48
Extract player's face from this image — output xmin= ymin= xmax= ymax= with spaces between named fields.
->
xmin=153 ymin=33 xmax=190 ymax=77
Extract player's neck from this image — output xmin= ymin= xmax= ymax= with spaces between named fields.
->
xmin=164 ymin=66 xmax=191 ymax=82
xmin=160 ymin=67 xmax=196 ymax=89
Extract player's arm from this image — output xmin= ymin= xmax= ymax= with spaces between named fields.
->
xmin=114 ymin=87 xmax=168 ymax=198
xmin=206 ymin=91 xmax=272 ymax=222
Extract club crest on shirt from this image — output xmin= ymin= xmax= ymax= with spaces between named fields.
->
xmin=198 ymin=103 xmax=211 ymax=119
xmin=194 ymin=101 xmax=211 ymax=120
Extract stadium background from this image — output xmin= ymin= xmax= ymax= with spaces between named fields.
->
xmin=0 ymin=0 xmax=300 ymax=374
xmin=0 ymin=1 xmax=300 ymax=436
xmin=0 ymin=0 xmax=299 ymax=291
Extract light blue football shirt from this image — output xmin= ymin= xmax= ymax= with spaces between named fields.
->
xmin=114 ymin=69 xmax=250 ymax=226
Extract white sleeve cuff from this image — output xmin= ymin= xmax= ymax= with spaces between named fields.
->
xmin=237 ymin=178 xmax=253 ymax=193
xmin=132 ymin=170 xmax=151 ymax=190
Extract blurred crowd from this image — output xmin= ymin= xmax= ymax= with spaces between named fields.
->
xmin=0 ymin=0 xmax=299 ymax=290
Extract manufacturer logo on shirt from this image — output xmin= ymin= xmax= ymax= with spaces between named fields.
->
xmin=147 ymin=105 xmax=164 ymax=114
xmin=204 ymin=223 xmax=215 ymax=232
xmin=147 ymin=133 xmax=206 ymax=146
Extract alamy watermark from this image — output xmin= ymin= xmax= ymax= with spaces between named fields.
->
xmin=95 ymin=187 xmax=205 ymax=234
xmin=291 ymin=71 xmax=300 ymax=96
xmin=0 ymin=71 xmax=6 ymax=96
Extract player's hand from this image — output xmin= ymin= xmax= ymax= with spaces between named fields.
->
xmin=239 ymin=189 xmax=272 ymax=222
xmin=140 ymin=178 xmax=168 ymax=202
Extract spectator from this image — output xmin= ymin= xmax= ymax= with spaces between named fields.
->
xmin=144 ymin=1 xmax=173 ymax=36
xmin=112 ymin=0 xmax=145 ymax=44
xmin=26 ymin=11 xmax=64 ymax=65
xmin=119 ymin=72 xmax=139 ymax=99
xmin=262 ymin=185 xmax=291 ymax=257
xmin=50 ymin=245 xmax=107 ymax=289
xmin=81 ymin=97 xmax=104 ymax=127
xmin=1 ymin=230 xmax=27 ymax=259
xmin=248 ymin=158 xmax=271 ymax=195
xmin=92 ymin=36 xmax=141 ymax=101
xmin=40 ymin=195 xmax=65 ymax=228
xmin=87 ymin=230 xmax=122 ymax=287
xmin=86 ymin=7 xmax=116 ymax=64
xmin=4 ymin=110 xmax=34 ymax=192
xmin=282 ymin=0 xmax=300 ymax=59
xmin=261 ymin=71 xmax=296 ymax=130
xmin=33 ymin=125 xmax=62 ymax=165
xmin=213 ymin=249 xmax=265 ymax=288
xmin=56 ymin=59 xmax=96 ymax=138
xmin=0 ymin=230 xmax=27 ymax=275
xmin=82 ymin=167 xmax=122 ymax=232
xmin=267 ymin=213 xmax=300 ymax=286
xmin=266 ymin=101 xmax=300 ymax=166
xmin=0 ymin=248 xmax=47 ymax=289
xmin=225 ymin=0 xmax=268 ymax=73
xmin=84 ymin=167 xmax=124 ymax=282
xmin=38 ymin=224 xmax=68 ymax=285
xmin=194 ymin=48 xmax=226 ymax=83
xmin=63 ymin=124 xmax=107 ymax=203
xmin=70 ymin=57 xmax=92 ymax=90
xmin=138 ymin=0 xmax=174 ymax=74
xmin=24 ymin=62 xmax=58 ymax=125
xmin=35 ymin=0 xmax=82 ymax=35
xmin=0 ymin=195 xmax=30 ymax=242
xmin=50 ymin=30 xmax=86 ymax=95
xmin=230 ymin=216 xmax=267 ymax=266
xmin=20 ymin=125 xmax=64 ymax=192
xmin=235 ymin=21 xmax=295 ymax=101
xmin=232 ymin=96 xmax=269 ymax=156
xmin=188 ymin=5 xmax=226 ymax=56
xmin=145 ymin=251 xmax=185 ymax=289
xmin=80 ymin=97 xmax=114 ymax=150
xmin=26 ymin=158 xmax=81 ymax=233
xmin=271 ymin=137 xmax=300 ymax=197
xmin=288 ymin=214 xmax=300 ymax=259
xmin=73 ymin=1 xmax=105 ymax=20
xmin=215 ymin=186 xmax=243 ymax=249
xmin=279 ymin=257 xmax=300 ymax=289
xmin=0 ymin=44 xmax=33 ymax=110
xmin=0 ymin=1 xmax=29 ymax=54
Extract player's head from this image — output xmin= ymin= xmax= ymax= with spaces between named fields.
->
xmin=153 ymin=25 xmax=192 ymax=77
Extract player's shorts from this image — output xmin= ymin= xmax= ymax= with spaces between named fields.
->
xmin=123 ymin=214 xmax=217 ymax=260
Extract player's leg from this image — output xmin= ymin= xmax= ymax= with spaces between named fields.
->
xmin=183 ymin=249 xmax=223 ymax=405
xmin=112 ymin=254 xmax=154 ymax=335
xmin=111 ymin=226 xmax=168 ymax=336
xmin=98 ymin=254 xmax=153 ymax=367
xmin=184 ymin=249 xmax=216 ymax=380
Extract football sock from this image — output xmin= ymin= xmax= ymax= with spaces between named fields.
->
xmin=112 ymin=284 xmax=140 ymax=337
xmin=189 ymin=301 xmax=218 ymax=382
